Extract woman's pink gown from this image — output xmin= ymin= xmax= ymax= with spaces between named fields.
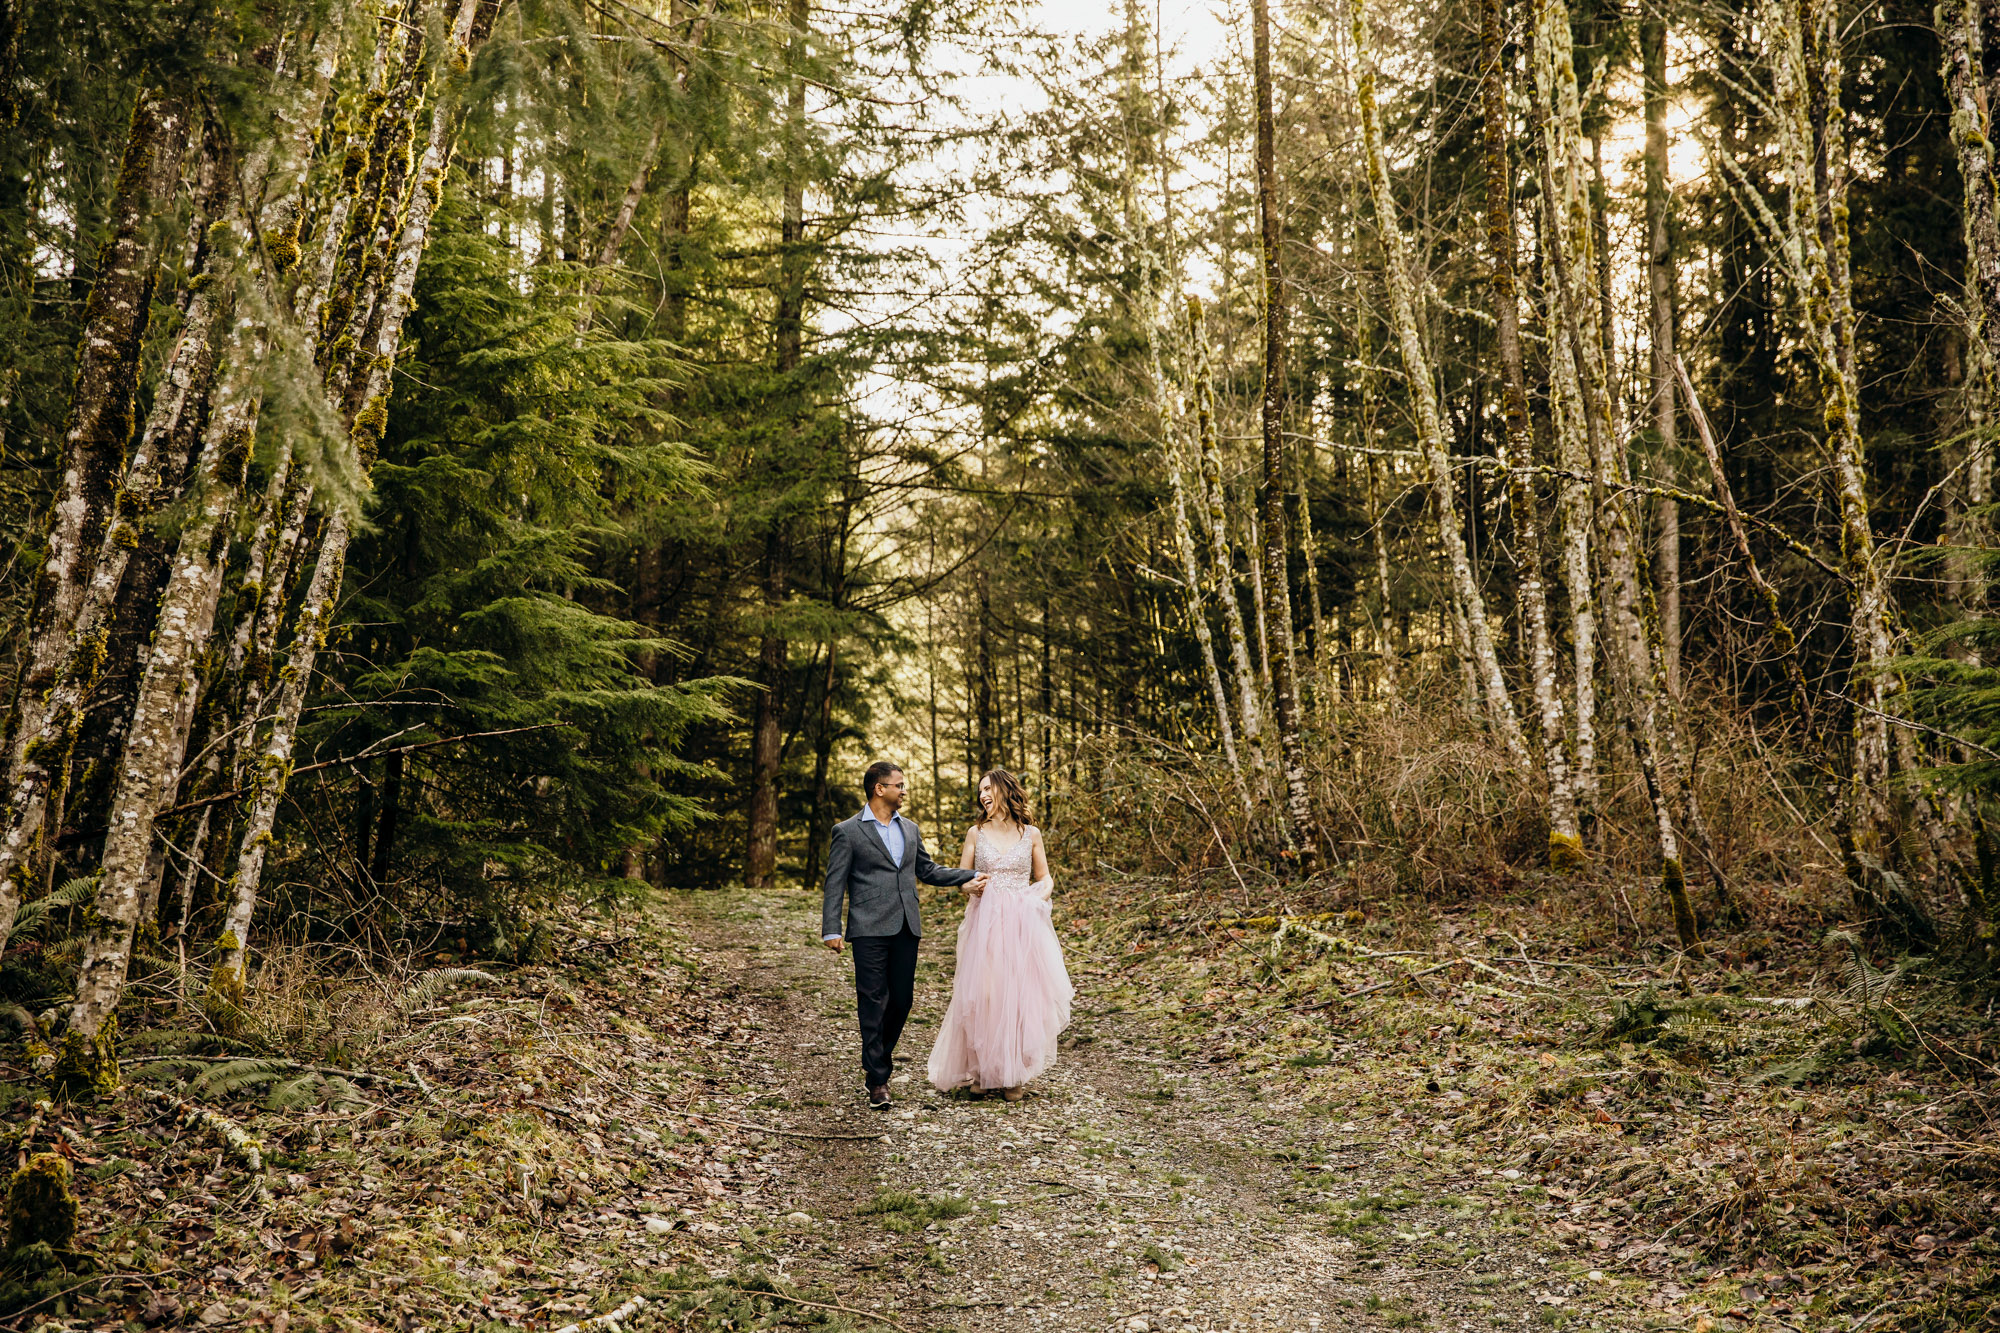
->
xmin=927 ymin=825 xmax=1073 ymax=1091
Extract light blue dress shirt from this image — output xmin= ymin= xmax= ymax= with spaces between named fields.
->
xmin=861 ymin=804 xmax=906 ymax=866
xmin=825 ymin=806 xmax=909 ymax=940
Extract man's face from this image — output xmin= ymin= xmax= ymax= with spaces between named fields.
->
xmin=874 ymin=771 xmax=906 ymax=813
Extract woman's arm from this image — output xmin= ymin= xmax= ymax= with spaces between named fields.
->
xmin=1029 ymin=829 xmax=1054 ymax=900
xmin=959 ymin=827 xmax=978 ymax=871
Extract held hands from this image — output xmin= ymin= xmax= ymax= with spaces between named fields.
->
xmin=966 ymin=873 xmax=991 ymax=897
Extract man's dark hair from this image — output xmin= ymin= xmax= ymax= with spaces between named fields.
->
xmin=861 ymin=761 xmax=903 ymax=801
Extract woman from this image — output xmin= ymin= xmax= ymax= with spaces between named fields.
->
xmin=927 ymin=768 xmax=1073 ymax=1101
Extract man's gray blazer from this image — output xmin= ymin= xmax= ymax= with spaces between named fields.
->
xmin=821 ymin=809 xmax=975 ymax=939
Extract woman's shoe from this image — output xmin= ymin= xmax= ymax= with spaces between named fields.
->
xmin=969 ymin=1080 xmax=985 ymax=1097
xmin=1002 ymin=1086 xmax=1025 ymax=1103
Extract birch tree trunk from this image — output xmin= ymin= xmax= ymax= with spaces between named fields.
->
xmin=1357 ymin=317 xmax=1400 ymax=698
xmin=1343 ymin=0 xmax=1530 ymax=772
xmin=1644 ymin=12 xmax=1682 ymax=698
xmin=1480 ymin=0 xmax=1581 ymax=869
xmin=1130 ymin=130 xmax=1253 ymax=821
xmin=1169 ymin=445 xmax=1252 ymax=820
xmin=578 ymin=0 xmax=714 ymax=334
xmin=1295 ymin=439 xmax=1328 ymax=710
xmin=1547 ymin=267 xmax=1599 ymax=819
xmin=1531 ymin=0 xmax=1701 ymax=949
xmin=1189 ymin=296 xmax=1274 ymax=801
xmin=1943 ymin=0 xmax=1997 ymax=639
xmin=55 ymin=11 xmax=390 ymax=1072
xmin=3 ymin=88 xmax=190 ymax=792
xmin=58 ymin=351 xmax=259 ymax=1088
xmin=210 ymin=0 xmax=499 ymax=1006
xmin=1365 ymin=452 xmax=1399 ymax=698
xmin=1764 ymin=0 xmax=1896 ymax=860
xmin=0 ymin=91 xmax=191 ymax=955
xmin=1251 ymin=0 xmax=1315 ymax=858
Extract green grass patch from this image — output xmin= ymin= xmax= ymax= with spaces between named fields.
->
xmin=860 ymin=1190 xmax=974 ymax=1234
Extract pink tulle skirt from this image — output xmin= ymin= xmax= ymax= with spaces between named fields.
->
xmin=928 ymin=886 xmax=1073 ymax=1091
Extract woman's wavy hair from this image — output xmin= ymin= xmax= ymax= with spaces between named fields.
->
xmin=976 ymin=768 xmax=1033 ymax=827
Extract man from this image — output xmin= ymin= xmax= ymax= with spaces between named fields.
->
xmin=822 ymin=761 xmax=986 ymax=1108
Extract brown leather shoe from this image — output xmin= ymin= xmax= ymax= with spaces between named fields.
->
xmin=868 ymin=1085 xmax=892 ymax=1109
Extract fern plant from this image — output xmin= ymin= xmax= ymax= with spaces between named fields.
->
xmin=190 ymin=1058 xmax=291 ymax=1100
xmin=10 ymin=874 xmax=99 ymax=944
xmin=397 ymin=967 xmax=499 ymax=1013
xmin=1829 ymin=929 xmax=1904 ymax=1009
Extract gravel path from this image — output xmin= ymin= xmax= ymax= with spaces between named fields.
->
xmin=671 ymin=888 xmax=1563 ymax=1332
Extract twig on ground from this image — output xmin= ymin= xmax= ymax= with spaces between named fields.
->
xmin=57 ymin=1123 xmax=98 ymax=1160
xmin=1462 ymin=979 xmax=1536 ymax=1003
xmin=120 ymin=1053 xmax=421 ymax=1091
xmin=15 ymin=1098 xmax=48 ymax=1166
xmin=1503 ymin=932 xmax=1541 ymax=987
xmin=554 ymin=1294 xmax=647 ymax=1333
xmin=1340 ymin=962 xmax=1453 ymax=1000
xmin=1461 ymin=955 xmax=1554 ymax=990
xmin=133 ymin=1087 xmax=271 ymax=1203
xmin=741 ymin=1287 xmax=921 ymax=1333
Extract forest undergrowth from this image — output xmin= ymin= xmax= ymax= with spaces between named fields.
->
xmin=1036 ymin=695 xmax=2000 ymax=1332
xmin=0 ymin=692 xmax=1995 ymax=1333
xmin=0 ymin=909 xmax=890 ymax=1333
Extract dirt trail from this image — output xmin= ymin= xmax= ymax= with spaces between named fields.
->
xmin=671 ymin=887 xmax=1561 ymax=1333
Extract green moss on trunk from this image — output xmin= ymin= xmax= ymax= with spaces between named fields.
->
xmin=1548 ymin=830 xmax=1588 ymax=874
xmin=1662 ymin=857 xmax=1703 ymax=956
xmin=48 ymin=1017 xmax=117 ymax=1100
xmin=4 ymin=1152 xmax=77 ymax=1252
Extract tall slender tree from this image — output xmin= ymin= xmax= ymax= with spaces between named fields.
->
xmin=1343 ymin=0 xmax=1531 ymax=773
xmin=1481 ymin=0 xmax=1581 ymax=868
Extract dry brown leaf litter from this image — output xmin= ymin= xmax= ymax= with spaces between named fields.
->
xmin=2 ymin=877 xmax=1994 ymax=1333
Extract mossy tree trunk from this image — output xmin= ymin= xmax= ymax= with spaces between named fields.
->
xmin=1344 ymin=0 xmax=1530 ymax=775
xmin=1530 ymin=0 xmax=1701 ymax=950
xmin=1480 ymin=0 xmax=1580 ymax=870
xmin=211 ymin=0 xmax=502 ymax=1013
xmin=0 ymin=87 xmax=190 ymax=954
xmin=1251 ymin=0 xmax=1317 ymax=862
xmin=1643 ymin=11 xmax=1682 ymax=699
xmin=1189 ymin=296 xmax=1275 ymax=806
xmin=746 ymin=0 xmax=810 ymax=892
xmin=1942 ymin=0 xmax=1996 ymax=642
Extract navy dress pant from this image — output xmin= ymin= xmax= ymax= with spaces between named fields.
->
xmin=850 ymin=925 xmax=919 ymax=1089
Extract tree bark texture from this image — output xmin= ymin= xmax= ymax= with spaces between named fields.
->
xmin=1766 ymin=0 xmax=1896 ymax=853
xmin=209 ymin=0 xmax=497 ymax=1006
xmin=5 ymin=88 xmax=190 ymax=791
xmin=745 ymin=0 xmax=810 ymax=891
xmin=1942 ymin=0 xmax=1997 ymax=640
xmin=1480 ymin=0 xmax=1581 ymax=868
xmin=1644 ymin=13 xmax=1681 ymax=698
xmin=66 ymin=355 xmax=258 ymax=1042
xmin=1345 ymin=0 xmax=1530 ymax=772
xmin=1188 ymin=297 xmax=1274 ymax=800
xmin=1532 ymin=0 xmax=1701 ymax=949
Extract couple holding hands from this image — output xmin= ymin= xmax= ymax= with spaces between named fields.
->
xmin=820 ymin=761 xmax=1072 ymax=1108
